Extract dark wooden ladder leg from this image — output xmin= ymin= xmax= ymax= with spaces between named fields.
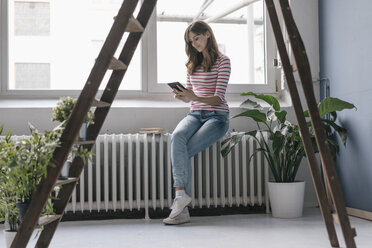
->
xmin=264 ymin=0 xmax=340 ymax=247
xmin=276 ymin=0 xmax=357 ymax=247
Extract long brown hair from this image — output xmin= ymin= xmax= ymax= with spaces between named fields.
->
xmin=184 ymin=21 xmax=220 ymax=75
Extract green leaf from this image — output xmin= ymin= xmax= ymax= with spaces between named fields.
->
xmin=275 ymin=110 xmax=287 ymax=123
xmin=330 ymin=111 xmax=337 ymax=122
xmin=221 ymin=133 xmax=244 ymax=157
xmin=239 ymin=99 xmax=262 ymax=110
xmin=221 ymin=137 xmax=231 ymax=147
xmin=318 ymin=97 xmax=356 ymax=118
xmin=233 ymin=109 xmax=267 ymax=123
xmin=246 ymin=130 xmax=258 ymax=138
xmin=5 ymin=129 xmax=12 ymax=142
xmin=272 ymin=131 xmax=285 ymax=156
xmin=327 ymin=138 xmax=340 ymax=159
xmin=322 ymin=119 xmax=348 ymax=145
xmin=241 ymin=92 xmax=280 ymax=111
xmin=322 ymin=122 xmax=332 ymax=133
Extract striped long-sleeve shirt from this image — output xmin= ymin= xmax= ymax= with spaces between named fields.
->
xmin=186 ymin=54 xmax=230 ymax=112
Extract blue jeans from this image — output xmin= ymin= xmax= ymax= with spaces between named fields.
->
xmin=171 ymin=110 xmax=229 ymax=196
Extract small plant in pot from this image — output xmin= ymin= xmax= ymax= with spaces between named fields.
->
xmin=52 ymin=96 xmax=95 ymax=141
xmin=221 ymin=92 xmax=355 ymax=218
xmin=52 ymin=97 xmax=94 ymax=180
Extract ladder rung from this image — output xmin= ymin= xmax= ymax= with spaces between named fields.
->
xmin=351 ymin=227 xmax=357 ymax=237
xmin=108 ymin=58 xmax=128 ymax=70
xmin=54 ymin=177 xmax=79 ymax=187
xmin=126 ymin=16 xmax=144 ymax=32
xmin=75 ymin=140 xmax=96 ymax=145
xmin=292 ymin=63 xmax=298 ymax=72
xmin=92 ymin=99 xmax=111 ymax=108
xmin=113 ymin=16 xmax=144 ymax=32
xmin=332 ymin=213 xmax=357 ymax=237
xmin=37 ymin=215 xmax=62 ymax=227
xmin=332 ymin=212 xmax=340 ymax=224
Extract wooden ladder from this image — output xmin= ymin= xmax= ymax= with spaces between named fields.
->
xmin=264 ymin=0 xmax=357 ymax=247
xmin=11 ymin=0 xmax=157 ymax=247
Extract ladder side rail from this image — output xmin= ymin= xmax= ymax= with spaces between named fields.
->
xmin=277 ymin=1 xmax=357 ymax=247
xmin=264 ymin=0 xmax=339 ymax=247
xmin=88 ymin=0 xmax=158 ymax=142
xmin=11 ymin=1 xmax=140 ymax=247
xmin=34 ymin=1 xmax=158 ymax=246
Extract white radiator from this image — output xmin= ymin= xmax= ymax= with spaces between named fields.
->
xmin=65 ymin=133 xmax=270 ymax=218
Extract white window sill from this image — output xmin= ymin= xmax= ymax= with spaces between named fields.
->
xmin=0 ymin=96 xmax=240 ymax=109
xmin=0 ymin=92 xmax=291 ymax=109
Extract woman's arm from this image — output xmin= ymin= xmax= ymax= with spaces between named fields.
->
xmin=173 ymin=87 xmax=221 ymax=105
xmin=213 ymin=55 xmax=231 ymax=103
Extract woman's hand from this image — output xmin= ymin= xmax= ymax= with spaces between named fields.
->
xmin=174 ymin=93 xmax=190 ymax=103
xmin=173 ymin=86 xmax=197 ymax=102
xmin=173 ymin=86 xmax=191 ymax=103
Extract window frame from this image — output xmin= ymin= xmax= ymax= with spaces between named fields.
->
xmin=0 ymin=0 xmax=279 ymax=99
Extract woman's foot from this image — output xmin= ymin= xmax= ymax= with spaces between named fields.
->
xmin=169 ymin=193 xmax=192 ymax=219
xmin=163 ymin=207 xmax=190 ymax=225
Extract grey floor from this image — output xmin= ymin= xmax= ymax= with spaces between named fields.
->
xmin=1 ymin=207 xmax=371 ymax=248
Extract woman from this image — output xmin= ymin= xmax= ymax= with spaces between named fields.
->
xmin=163 ymin=21 xmax=231 ymax=225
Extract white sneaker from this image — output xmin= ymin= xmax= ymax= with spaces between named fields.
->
xmin=163 ymin=208 xmax=190 ymax=225
xmin=169 ymin=194 xmax=192 ymax=219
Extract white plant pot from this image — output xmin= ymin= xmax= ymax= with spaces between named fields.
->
xmin=79 ymin=122 xmax=88 ymax=141
xmin=4 ymin=230 xmax=17 ymax=248
xmin=268 ymin=181 xmax=306 ymax=218
xmin=59 ymin=160 xmax=71 ymax=180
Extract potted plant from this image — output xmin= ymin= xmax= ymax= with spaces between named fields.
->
xmin=0 ymin=127 xmax=20 ymax=247
xmin=0 ymin=195 xmax=19 ymax=248
xmin=221 ymin=92 xmax=355 ymax=218
xmin=52 ymin=97 xmax=94 ymax=179
xmin=0 ymin=124 xmax=62 ymax=221
xmin=52 ymin=96 xmax=95 ymax=141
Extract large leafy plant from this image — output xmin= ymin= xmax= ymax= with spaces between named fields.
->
xmin=0 ymin=124 xmax=62 ymax=203
xmin=221 ymin=92 xmax=355 ymax=182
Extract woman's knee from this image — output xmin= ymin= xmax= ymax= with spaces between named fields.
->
xmin=171 ymin=130 xmax=187 ymax=144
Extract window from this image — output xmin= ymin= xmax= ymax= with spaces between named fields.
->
xmin=6 ymin=0 xmax=140 ymax=93
xmin=147 ymin=0 xmax=276 ymax=93
xmin=1 ymin=0 xmax=277 ymax=97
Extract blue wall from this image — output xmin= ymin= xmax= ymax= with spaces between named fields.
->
xmin=319 ymin=0 xmax=372 ymax=211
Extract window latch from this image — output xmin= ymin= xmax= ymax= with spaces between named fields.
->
xmin=273 ymin=58 xmax=282 ymax=68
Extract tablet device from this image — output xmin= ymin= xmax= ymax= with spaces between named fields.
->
xmin=167 ymin=82 xmax=186 ymax=90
